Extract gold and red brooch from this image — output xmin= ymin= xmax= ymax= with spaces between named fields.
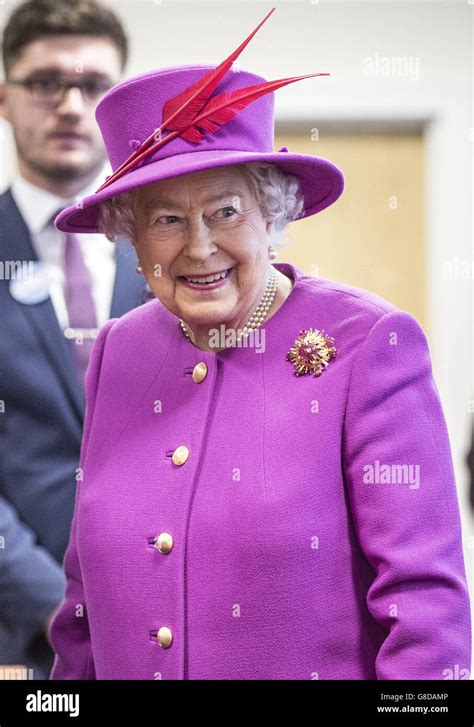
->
xmin=286 ymin=328 xmax=337 ymax=377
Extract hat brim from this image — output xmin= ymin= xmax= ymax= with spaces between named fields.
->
xmin=54 ymin=149 xmax=344 ymax=234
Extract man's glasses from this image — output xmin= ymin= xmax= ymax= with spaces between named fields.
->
xmin=6 ymin=75 xmax=114 ymax=106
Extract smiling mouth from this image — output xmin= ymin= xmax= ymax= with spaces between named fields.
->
xmin=179 ymin=267 xmax=234 ymax=285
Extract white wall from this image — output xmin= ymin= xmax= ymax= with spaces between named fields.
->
xmin=1 ymin=0 xmax=473 ymax=657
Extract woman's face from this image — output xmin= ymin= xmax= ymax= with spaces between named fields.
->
xmin=133 ymin=166 xmax=273 ymax=330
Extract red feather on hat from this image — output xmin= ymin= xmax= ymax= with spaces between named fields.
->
xmin=96 ymin=7 xmax=329 ymax=193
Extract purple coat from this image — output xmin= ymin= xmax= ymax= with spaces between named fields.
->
xmin=49 ymin=262 xmax=471 ymax=680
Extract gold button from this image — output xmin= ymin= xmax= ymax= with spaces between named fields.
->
xmin=172 ymin=445 xmax=189 ymax=466
xmin=155 ymin=532 xmax=173 ymax=554
xmin=192 ymin=362 xmax=208 ymax=383
xmin=157 ymin=626 xmax=173 ymax=648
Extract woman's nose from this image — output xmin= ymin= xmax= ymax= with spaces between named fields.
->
xmin=183 ymin=218 xmax=217 ymax=259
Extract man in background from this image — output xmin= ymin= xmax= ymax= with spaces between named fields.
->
xmin=0 ymin=0 xmax=145 ymax=678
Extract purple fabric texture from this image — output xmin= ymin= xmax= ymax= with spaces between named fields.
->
xmin=49 ymin=262 xmax=471 ymax=680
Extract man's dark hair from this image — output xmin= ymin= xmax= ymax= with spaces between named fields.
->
xmin=1 ymin=0 xmax=128 ymax=78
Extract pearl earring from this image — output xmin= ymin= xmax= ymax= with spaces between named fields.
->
xmin=136 ymin=260 xmax=143 ymax=274
xmin=268 ymin=246 xmax=277 ymax=260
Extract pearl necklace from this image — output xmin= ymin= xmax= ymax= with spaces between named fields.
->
xmin=179 ymin=266 xmax=278 ymax=345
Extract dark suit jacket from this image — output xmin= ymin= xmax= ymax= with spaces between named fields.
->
xmin=0 ymin=188 xmax=146 ymax=678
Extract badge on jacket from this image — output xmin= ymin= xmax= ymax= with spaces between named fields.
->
xmin=9 ymin=261 xmax=61 ymax=305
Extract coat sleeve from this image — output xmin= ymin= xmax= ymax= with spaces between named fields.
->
xmin=342 ymin=309 xmax=471 ymax=680
xmin=48 ymin=318 xmax=117 ymax=680
xmin=0 ymin=494 xmax=66 ymax=643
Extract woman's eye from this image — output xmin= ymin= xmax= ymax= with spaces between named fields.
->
xmin=153 ymin=207 xmax=237 ymax=226
xmin=155 ymin=215 xmax=179 ymax=225
xmin=215 ymin=206 xmax=238 ymax=219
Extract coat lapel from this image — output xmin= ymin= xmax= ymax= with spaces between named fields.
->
xmin=1 ymin=191 xmax=146 ymax=420
xmin=1 ymin=190 xmax=87 ymax=418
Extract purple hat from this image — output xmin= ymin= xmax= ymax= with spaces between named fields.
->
xmin=54 ymin=8 xmax=344 ymax=234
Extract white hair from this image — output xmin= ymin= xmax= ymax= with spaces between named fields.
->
xmin=96 ymin=162 xmax=305 ymax=248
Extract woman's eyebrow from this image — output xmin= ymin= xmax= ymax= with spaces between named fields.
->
xmin=144 ymin=190 xmax=244 ymax=212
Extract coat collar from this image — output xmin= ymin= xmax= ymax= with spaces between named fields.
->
xmin=146 ymin=260 xmax=306 ymax=362
xmin=10 ymin=168 xmax=109 ymax=235
xmin=0 ymin=188 xmax=145 ymax=421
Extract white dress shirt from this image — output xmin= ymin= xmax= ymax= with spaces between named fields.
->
xmin=10 ymin=166 xmax=116 ymax=329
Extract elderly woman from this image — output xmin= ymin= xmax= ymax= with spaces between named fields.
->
xmin=49 ymin=14 xmax=471 ymax=681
